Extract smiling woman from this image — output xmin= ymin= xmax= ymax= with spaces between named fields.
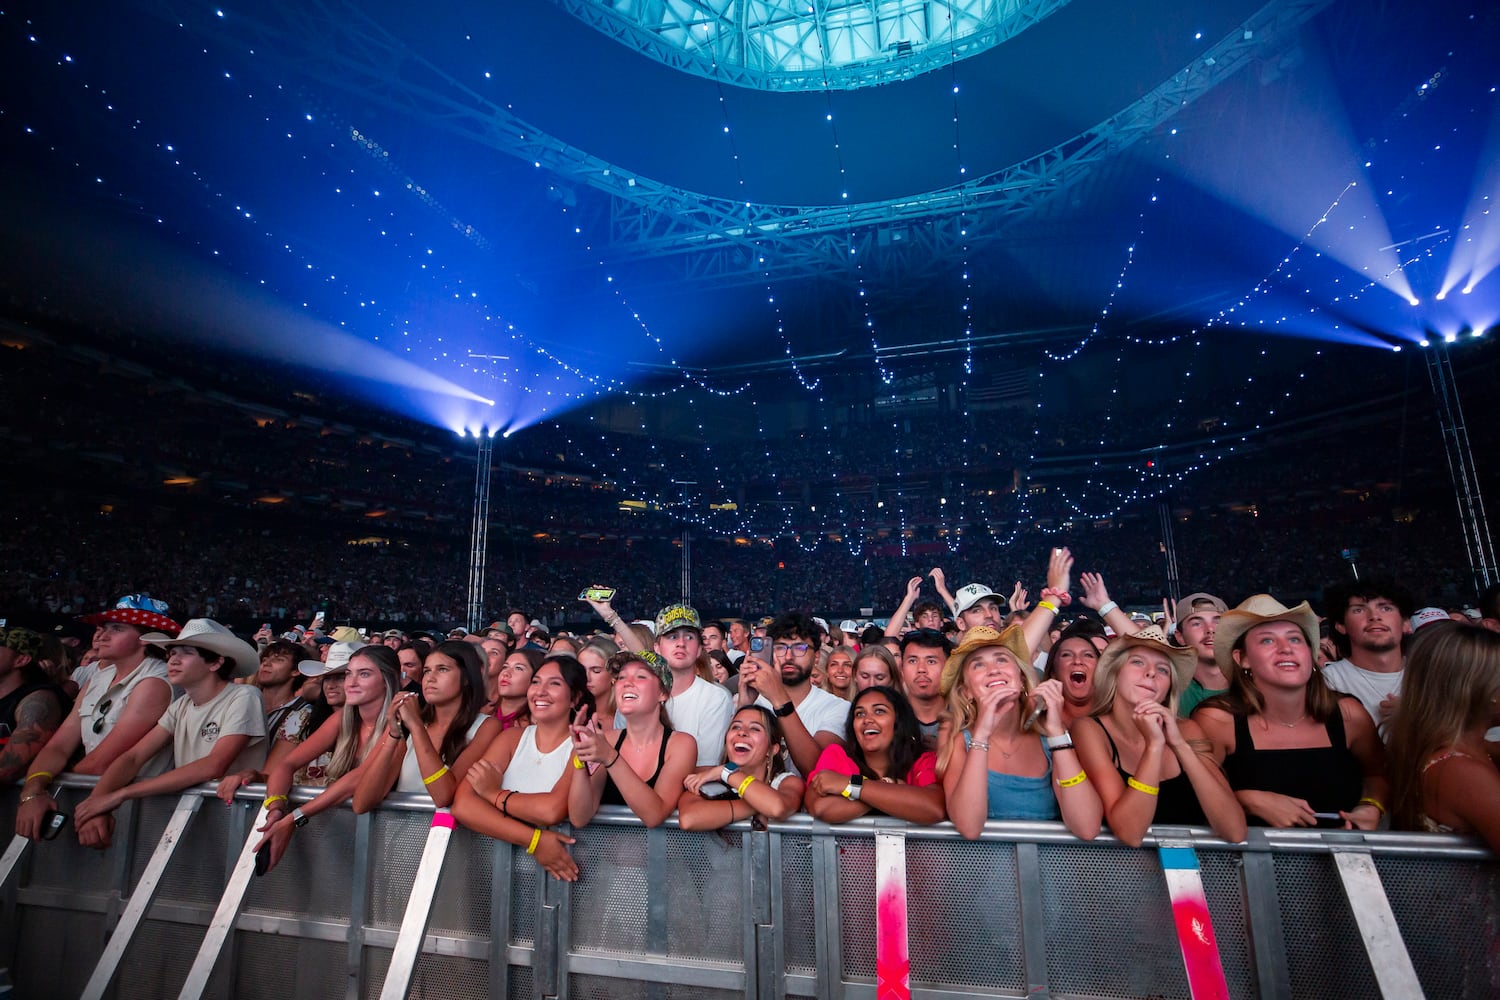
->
xmin=803 ymin=686 xmax=945 ymax=825
xmin=1192 ymin=595 xmax=1388 ymax=831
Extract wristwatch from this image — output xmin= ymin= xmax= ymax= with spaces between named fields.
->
xmin=1044 ymin=731 xmax=1073 ymax=750
xmin=720 ymin=762 xmax=739 ymax=784
xmin=841 ymin=774 xmax=864 ymax=801
xmin=291 ymin=807 xmax=309 ymax=828
xmin=774 ymin=701 xmax=796 ymax=718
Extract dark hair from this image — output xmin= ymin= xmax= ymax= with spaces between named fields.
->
xmin=175 ymin=644 xmax=234 ymax=680
xmin=859 ymin=625 xmax=886 ymax=647
xmin=508 ymin=646 xmax=545 ymax=673
xmin=769 ymin=612 xmax=822 ymax=652
xmin=730 ymin=704 xmax=790 ymax=780
xmin=900 ymin=628 xmax=952 ymax=659
xmin=1323 ymin=577 xmax=1416 ymax=656
xmin=505 ymin=608 xmax=530 ymax=623
xmin=260 ymin=639 xmax=303 ymax=664
xmin=422 ymin=641 xmax=487 ymax=764
xmin=912 ymin=600 xmax=944 ymax=622
xmin=1045 ymin=621 xmax=1107 ymax=682
xmin=400 ymin=638 xmax=433 ymax=661
xmin=708 ymin=649 xmax=737 ymax=677
xmin=539 ymin=654 xmax=596 ymax=722
xmin=843 ymin=686 xmax=926 ymax=783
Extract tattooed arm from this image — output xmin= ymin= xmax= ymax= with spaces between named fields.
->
xmin=0 ymin=689 xmax=66 ymax=784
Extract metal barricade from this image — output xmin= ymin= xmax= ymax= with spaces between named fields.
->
xmin=0 ymin=778 xmax=1495 ymax=999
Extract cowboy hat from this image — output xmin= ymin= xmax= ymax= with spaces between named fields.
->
xmin=1094 ymin=625 xmax=1197 ymax=708
xmin=78 ymin=594 xmax=181 ymax=635
xmin=161 ymin=619 xmax=259 ymax=677
xmin=1212 ymin=595 xmax=1319 ymax=672
xmin=940 ymin=624 xmax=1031 ymax=697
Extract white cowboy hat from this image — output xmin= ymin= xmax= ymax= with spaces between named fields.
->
xmin=161 ymin=619 xmax=259 ymax=678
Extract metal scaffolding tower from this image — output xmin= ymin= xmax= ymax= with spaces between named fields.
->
xmin=467 ymin=432 xmax=496 ymax=632
xmin=1424 ymin=339 xmax=1496 ymax=595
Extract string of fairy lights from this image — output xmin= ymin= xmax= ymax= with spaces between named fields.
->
xmin=5 ymin=6 xmax=1491 ymax=557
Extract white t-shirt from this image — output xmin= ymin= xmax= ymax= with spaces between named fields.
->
xmin=77 ymin=658 xmax=174 ymax=757
xmin=667 ymin=676 xmax=734 ymax=766
xmin=157 ymin=683 xmax=267 ymax=775
xmin=1322 ymin=658 xmax=1402 ymax=740
xmin=756 ymin=685 xmax=850 ymax=776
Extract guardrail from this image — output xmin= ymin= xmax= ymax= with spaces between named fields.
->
xmin=0 ymin=776 xmax=1494 ymax=999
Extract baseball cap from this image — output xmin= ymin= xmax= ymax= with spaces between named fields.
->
xmin=953 ymin=583 xmax=1001 ymax=617
xmin=1173 ymin=593 xmax=1227 ymax=628
xmin=655 ymin=603 xmax=701 ymax=636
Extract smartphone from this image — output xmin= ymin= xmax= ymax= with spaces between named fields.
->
xmin=254 ymin=844 xmax=270 ymax=876
xmin=578 ymin=587 xmax=616 ymax=602
xmin=41 ymin=810 xmax=69 ymax=841
xmin=749 ymin=637 xmax=766 ymax=653
xmin=697 ymin=780 xmax=736 ymax=800
xmin=310 ymin=611 xmax=326 ymax=631
xmin=261 ymin=623 xmax=271 ymax=633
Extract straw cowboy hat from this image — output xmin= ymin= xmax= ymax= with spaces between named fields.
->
xmin=1212 ymin=595 xmax=1319 ymax=672
xmin=1094 ymin=625 xmax=1198 ymax=703
xmin=161 ymin=619 xmax=259 ymax=677
xmin=940 ymin=624 xmax=1032 ymax=697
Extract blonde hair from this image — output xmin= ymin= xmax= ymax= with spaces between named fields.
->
xmin=1090 ymin=639 xmax=1186 ymax=716
xmin=326 ymin=648 xmax=399 ymax=781
xmin=935 ymin=646 xmax=1036 ymax=778
xmin=820 ymin=645 xmax=857 ymax=700
xmin=853 ymin=645 xmax=901 ymax=693
xmin=1388 ymin=624 xmax=1500 ymax=831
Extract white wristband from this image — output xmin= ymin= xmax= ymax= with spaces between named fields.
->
xmin=1044 ymin=731 xmax=1073 ymax=750
xmin=1097 ymin=601 xmax=1118 ymax=617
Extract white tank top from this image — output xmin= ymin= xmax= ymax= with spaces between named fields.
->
xmin=500 ymin=725 xmax=573 ymax=793
xmin=394 ymin=715 xmax=487 ymax=794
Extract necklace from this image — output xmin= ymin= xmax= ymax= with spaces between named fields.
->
xmin=1262 ymin=714 xmax=1306 ymax=730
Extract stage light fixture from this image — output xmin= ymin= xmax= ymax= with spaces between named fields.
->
xmin=1444 ymin=332 xmax=1457 ymax=343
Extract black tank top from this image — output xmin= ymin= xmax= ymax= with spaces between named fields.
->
xmin=1222 ymin=706 xmax=1364 ymax=826
xmin=1095 ymin=718 xmax=1207 ymax=826
xmin=600 ymin=729 xmax=671 ymax=806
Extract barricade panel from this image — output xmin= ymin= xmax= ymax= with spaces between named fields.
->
xmin=1375 ymin=852 xmax=1500 ymax=998
xmin=778 ymin=832 xmax=817 ymax=977
xmin=906 ymin=836 xmax=1026 ymax=993
xmin=1272 ymin=852 xmax=1380 ymax=999
xmin=2 ymin=782 xmax=1497 ymax=999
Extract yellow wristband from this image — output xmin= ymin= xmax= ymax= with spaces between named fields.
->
xmin=263 ymin=794 xmax=289 ymax=810
xmin=24 ymin=771 xmax=54 ymax=786
xmin=1056 ymin=770 xmax=1088 ymax=788
xmin=526 ymin=828 xmax=542 ymax=855
xmin=1127 ymin=777 xmax=1159 ymax=796
xmin=735 ymin=774 xmax=758 ymax=797
xmin=1358 ymin=797 xmax=1386 ymax=815
xmin=572 ymin=755 xmax=586 ymax=770
xmin=1037 ymin=600 xmax=1059 ymax=614
xmin=422 ymin=765 xmax=450 ymax=786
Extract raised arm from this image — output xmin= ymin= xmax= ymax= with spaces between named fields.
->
xmin=584 ymin=593 xmax=647 ymax=653
xmin=883 ymin=576 xmax=924 ymax=639
xmin=1020 ymin=547 xmax=1073 ymax=657
xmin=1078 ymin=572 xmax=1141 ymax=637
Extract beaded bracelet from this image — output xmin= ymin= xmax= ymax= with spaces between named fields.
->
xmin=422 ymin=765 xmax=450 ymax=786
xmin=1056 ymin=770 xmax=1088 ymax=788
xmin=1127 ymin=777 xmax=1159 ymax=796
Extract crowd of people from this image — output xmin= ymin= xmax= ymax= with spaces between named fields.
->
xmin=5 ymin=553 xmax=1497 ymax=892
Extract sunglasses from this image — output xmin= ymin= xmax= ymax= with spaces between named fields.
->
xmin=91 ymin=698 xmax=114 ymax=735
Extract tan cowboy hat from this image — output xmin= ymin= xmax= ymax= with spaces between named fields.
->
xmin=940 ymin=624 xmax=1031 ymax=697
xmin=160 ymin=619 xmax=259 ymax=677
xmin=1212 ymin=595 xmax=1319 ymax=672
xmin=1094 ymin=625 xmax=1198 ymax=706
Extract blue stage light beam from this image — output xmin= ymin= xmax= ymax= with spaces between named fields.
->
xmin=1440 ymin=95 xmax=1500 ymax=299
xmin=1165 ymin=39 xmax=1416 ymax=306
